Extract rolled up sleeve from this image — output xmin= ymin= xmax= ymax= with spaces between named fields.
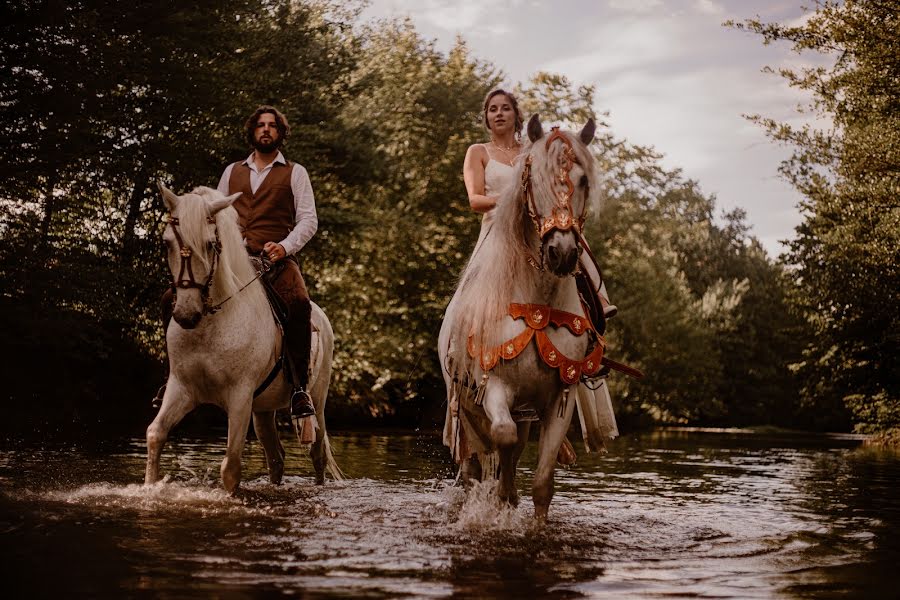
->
xmin=279 ymin=164 xmax=318 ymax=255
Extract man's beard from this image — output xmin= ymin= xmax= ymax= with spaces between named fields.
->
xmin=252 ymin=137 xmax=280 ymax=153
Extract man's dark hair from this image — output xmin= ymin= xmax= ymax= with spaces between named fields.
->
xmin=244 ymin=105 xmax=290 ymax=149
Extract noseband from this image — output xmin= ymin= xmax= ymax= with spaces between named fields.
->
xmin=520 ymin=127 xmax=588 ymax=271
xmin=167 ymin=214 xmax=221 ymax=313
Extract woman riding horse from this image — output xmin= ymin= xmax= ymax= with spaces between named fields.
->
xmin=440 ymin=108 xmax=618 ymax=519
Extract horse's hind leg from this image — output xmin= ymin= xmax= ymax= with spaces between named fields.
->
xmin=145 ymin=381 xmax=196 ymax=485
xmin=533 ymin=395 xmax=576 ymax=520
xmin=252 ymin=410 xmax=285 ymax=485
xmin=221 ymin=400 xmax=253 ymax=493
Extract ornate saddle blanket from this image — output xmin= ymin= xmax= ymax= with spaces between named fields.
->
xmin=467 ymin=303 xmax=642 ymax=384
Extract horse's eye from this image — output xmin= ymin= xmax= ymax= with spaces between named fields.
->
xmin=579 ymin=175 xmax=588 ymax=188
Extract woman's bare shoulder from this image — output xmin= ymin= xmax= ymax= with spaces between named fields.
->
xmin=465 ymin=142 xmax=490 ymax=163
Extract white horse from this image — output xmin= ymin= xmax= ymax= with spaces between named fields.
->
xmin=440 ymin=115 xmax=603 ymax=519
xmin=145 ymin=185 xmax=341 ymax=492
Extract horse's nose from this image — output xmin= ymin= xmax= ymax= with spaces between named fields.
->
xmin=546 ymin=236 xmax=579 ymax=275
xmin=174 ymin=311 xmax=202 ymax=329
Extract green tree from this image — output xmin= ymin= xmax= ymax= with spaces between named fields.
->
xmin=517 ymin=73 xmax=808 ymax=427
xmin=729 ymin=0 xmax=899 ymax=440
xmin=310 ymin=21 xmax=497 ymax=416
xmin=0 ymin=0 xmax=366 ymax=430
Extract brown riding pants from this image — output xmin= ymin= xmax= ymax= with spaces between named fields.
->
xmin=160 ymin=259 xmax=313 ymax=388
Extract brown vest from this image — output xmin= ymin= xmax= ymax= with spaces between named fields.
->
xmin=228 ymin=160 xmax=295 ymax=253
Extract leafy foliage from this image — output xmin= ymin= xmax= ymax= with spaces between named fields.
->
xmin=729 ymin=0 xmax=899 ymax=438
xmin=0 ymin=1 xmax=847 ymax=432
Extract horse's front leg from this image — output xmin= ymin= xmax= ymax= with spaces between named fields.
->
xmin=497 ymin=421 xmax=531 ymax=506
xmin=145 ymin=379 xmax=196 ymax=485
xmin=221 ymin=396 xmax=253 ymax=493
xmin=460 ymin=454 xmax=483 ymax=486
xmin=533 ymin=390 xmax=576 ymax=520
xmin=482 ymin=379 xmax=516 ymax=448
xmin=252 ymin=410 xmax=285 ymax=485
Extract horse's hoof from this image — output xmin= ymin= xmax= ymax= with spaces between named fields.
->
xmin=498 ymin=493 xmax=519 ymax=508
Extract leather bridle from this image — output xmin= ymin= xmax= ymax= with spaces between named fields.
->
xmin=520 ymin=127 xmax=588 ymax=271
xmin=167 ymin=214 xmax=221 ymax=314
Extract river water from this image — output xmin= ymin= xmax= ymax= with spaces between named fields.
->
xmin=1 ymin=428 xmax=897 ymax=598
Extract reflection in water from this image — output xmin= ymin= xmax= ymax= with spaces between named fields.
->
xmin=0 ymin=430 xmax=897 ymax=598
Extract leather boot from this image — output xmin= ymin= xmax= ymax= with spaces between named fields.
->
xmin=576 ymin=272 xmax=606 ymax=335
xmin=602 ymin=301 xmax=618 ymax=319
xmin=287 ymin=298 xmax=314 ymax=419
xmin=598 ymin=281 xmax=617 ymax=319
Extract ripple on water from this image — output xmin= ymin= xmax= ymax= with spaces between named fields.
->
xmin=0 ymin=431 xmax=897 ymax=599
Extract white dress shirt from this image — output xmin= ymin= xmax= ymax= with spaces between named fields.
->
xmin=217 ymin=151 xmax=318 ymax=256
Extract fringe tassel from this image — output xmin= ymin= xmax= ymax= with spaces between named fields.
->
xmin=449 ymin=382 xmax=459 ymax=417
xmin=296 ymin=415 xmax=318 ymax=445
xmin=558 ymin=385 xmax=571 ymax=418
xmin=474 ymin=373 xmax=489 ymax=406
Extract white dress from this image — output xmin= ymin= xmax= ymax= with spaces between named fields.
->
xmin=470 ymin=159 xmax=514 ymax=258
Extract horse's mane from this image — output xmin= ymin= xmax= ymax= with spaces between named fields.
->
xmin=176 ymin=187 xmax=263 ymax=308
xmin=453 ymin=129 xmax=602 ymax=353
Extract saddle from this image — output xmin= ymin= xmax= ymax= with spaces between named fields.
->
xmin=249 ymin=255 xmax=290 ymax=326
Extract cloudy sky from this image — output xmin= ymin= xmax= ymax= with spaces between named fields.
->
xmin=360 ymin=0 xmax=827 ymax=257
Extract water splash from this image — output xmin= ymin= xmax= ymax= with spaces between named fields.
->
xmin=449 ymin=480 xmax=532 ymax=532
xmin=42 ymin=477 xmax=262 ymax=515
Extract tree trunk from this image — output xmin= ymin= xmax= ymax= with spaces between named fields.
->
xmin=123 ymin=168 xmax=149 ymax=257
xmin=38 ymin=174 xmax=58 ymax=251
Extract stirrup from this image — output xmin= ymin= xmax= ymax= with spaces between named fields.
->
xmin=603 ymin=304 xmax=618 ymax=319
xmin=151 ymin=384 xmax=166 ymax=410
xmin=511 ymin=408 xmax=540 ymax=422
xmin=290 ymin=388 xmax=315 ymax=418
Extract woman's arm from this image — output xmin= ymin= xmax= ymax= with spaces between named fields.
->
xmin=463 ymin=144 xmax=496 ymax=213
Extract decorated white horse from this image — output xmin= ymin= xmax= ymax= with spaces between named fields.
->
xmin=440 ymin=115 xmax=613 ymax=519
xmin=145 ymin=185 xmax=341 ymax=492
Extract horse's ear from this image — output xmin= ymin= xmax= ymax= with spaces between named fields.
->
xmin=527 ymin=114 xmax=543 ymax=143
xmin=158 ymin=182 xmax=179 ymax=212
xmin=578 ymin=118 xmax=597 ymax=146
xmin=209 ymin=191 xmax=242 ymax=215
xmin=579 ymin=118 xmax=596 ymax=146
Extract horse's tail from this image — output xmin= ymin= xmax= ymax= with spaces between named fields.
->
xmin=321 ymin=431 xmax=344 ymax=481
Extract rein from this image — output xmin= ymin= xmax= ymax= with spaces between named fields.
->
xmin=206 ymin=259 xmax=270 ymax=314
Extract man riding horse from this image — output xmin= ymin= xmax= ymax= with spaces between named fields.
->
xmin=156 ymin=105 xmax=317 ymax=420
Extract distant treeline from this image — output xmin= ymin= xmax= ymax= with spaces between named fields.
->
xmin=1 ymin=1 xmax=895 ymax=440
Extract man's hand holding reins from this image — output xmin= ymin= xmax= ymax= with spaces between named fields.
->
xmin=264 ymin=241 xmax=286 ymax=262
